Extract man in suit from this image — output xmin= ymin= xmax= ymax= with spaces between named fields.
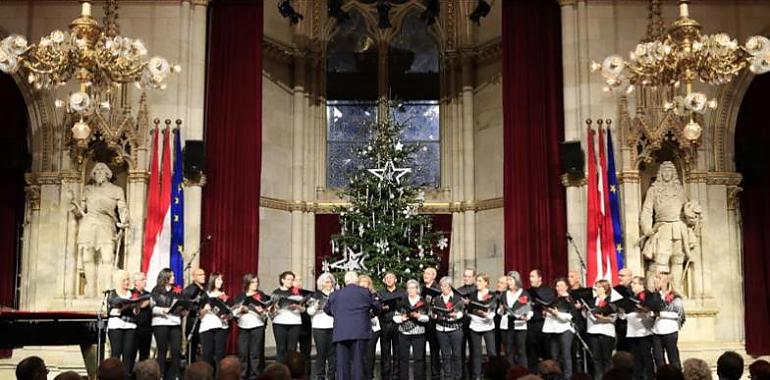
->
xmin=325 ymin=271 xmax=378 ymax=380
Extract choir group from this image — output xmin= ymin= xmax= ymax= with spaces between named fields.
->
xmin=104 ymin=266 xmax=685 ymax=380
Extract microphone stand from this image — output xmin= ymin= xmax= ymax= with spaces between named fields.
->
xmin=567 ymin=235 xmax=588 ymax=286
xmin=97 ymin=290 xmax=110 ymax=364
xmin=184 ymin=249 xmax=200 ymax=285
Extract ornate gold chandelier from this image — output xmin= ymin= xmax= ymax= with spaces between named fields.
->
xmin=592 ymin=0 xmax=770 ymax=141
xmin=0 ymin=0 xmax=179 ymax=141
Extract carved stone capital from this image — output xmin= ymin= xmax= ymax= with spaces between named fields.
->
xmin=128 ymin=170 xmax=150 ymax=183
xmin=183 ymin=173 xmax=206 ymax=187
xmin=705 ymin=172 xmax=742 ymax=186
xmin=727 ymin=186 xmax=742 ymax=211
xmin=617 ymin=171 xmax=640 ymax=184
xmin=37 ymin=172 xmax=61 ymax=186
xmin=25 ymin=185 xmax=41 ymax=211
xmin=561 ymin=174 xmax=587 ymax=187
xmin=59 ymin=171 xmax=81 ymax=184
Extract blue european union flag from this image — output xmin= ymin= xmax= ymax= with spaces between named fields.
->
xmin=606 ymin=128 xmax=624 ymax=269
xmin=170 ymin=130 xmax=185 ymax=283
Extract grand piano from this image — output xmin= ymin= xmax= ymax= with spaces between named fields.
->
xmin=0 ymin=310 xmax=106 ymax=379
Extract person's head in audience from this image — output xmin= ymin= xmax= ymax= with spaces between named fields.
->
xmin=258 ymin=363 xmax=291 ymax=380
xmin=571 ymin=373 xmax=593 ymax=380
xmin=538 ymin=359 xmax=563 ymax=377
xmin=98 ymin=357 xmax=127 ymax=380
xmin=604 ymin=368 xmax=633 ymax=380
xmin=219 ymin=356 xmax=241 ymax=380
xmin=749 ymin=360 xmax=770 ymax=380
xmin=611 ymin=351 xmax=635 ymax=374
xmin=520 ymin=375 xmax=544 ymax=380
xmin=485 ymin=355 xmax=512 ymax=379
xmin=133 ymin=359 xmax=161 ymax=380
xmin=185 ymin=361 xmax=214 ymax=380
xmin=683 ymin=358 xmax=713 ymax=380
xmin=657 ymin=364 xmax=685 ymax=380
xmin=507 ymin=365 xmax=530 ymax=380
xmin=53 ymin=371 xmax=81 ymax=380
xmin=286 ymin=351 xmax=306 ymax=379
xmin=16 ymin=356 xmax=48 ymax=380
xmin=716 ymin=351 xmax=744 ymax=380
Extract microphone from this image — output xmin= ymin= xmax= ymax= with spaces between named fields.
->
xmin=566 ymin=232 xmax=573 ymax=241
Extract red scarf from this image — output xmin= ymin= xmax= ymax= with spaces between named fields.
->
xmin=598 ymin=298 xmax=607 ymax=308
xmin=218 ymin=293 xmax=229 ymax=302
xmin=638 ymin=291 xmax=647 ymax=301
xmin=445 ymin=299 xmax=454 ymax=310
xmin=291 ymin=287 xmax=301 ymax=296
xmin=130 ymin=290 xmax=140 ymax=300
xmin=252 ymin=292 xmax=262 ymax=301
xmin=482 ymin=292 xmax=491 ymax=301
xmin=664 ymin=292 xmax=674 ymax=304
xmin=172 ymin=285 xmax=182 ymax=294
xmin=518 ymin=295 xmax=529 ymax=304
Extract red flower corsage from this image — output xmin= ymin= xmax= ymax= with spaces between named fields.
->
xmin=291 ymin=287 xmax=301 ymax=296
xmin=172 ymin=285 xmax=182 ymax=294
xmin=252 ymin=293 xmax=262 ymax=301
xmin=598 ymin=299 xmax=607 ymax=308
xmin=483 ymin=293 xmax=492 ymax=301
xmin=218 ymin=294 xmax=229 ymax=302
xmin=130 ymin=291 xmax=140 ymax=300
xmin=414 ymin=300 xmax=425 ymax=309
xmin=638 ymin=292 xmax=647 ymax=301
xmin=445 ymin=301 xmax=454 ymax=310
xmin=664 ymin=292 xmax=674 ymax=304
xmin=518 ymin=295 xmax=529 ymax=304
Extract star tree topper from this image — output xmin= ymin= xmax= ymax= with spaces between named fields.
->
xmin=367 ymin=160 xmax=412 ymax=184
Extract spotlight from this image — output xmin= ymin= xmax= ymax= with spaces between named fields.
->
xmin=420 ymin=0 xmax=439 ymax=26
xmin=377 ymin=0 xmax=392 ymax=29
xmin=278 ymin=0 xmax=303 ymax=25
xmin=469 ymin=0 xmax=491 ymax=25
xmin=328 ymin=0 xmax=349 ymax=22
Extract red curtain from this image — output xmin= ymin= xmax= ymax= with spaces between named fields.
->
xmin=315 ymin=214 xmax=452 ymax=281
xmin=201 ymin=0 xmax=263 ymax=352
xmin=502 ymin=0 xmax=567 ymax=285
xmin=736 ymin=74 xmax=770 ymax=355
xmin=0 ymin=74 xmax=28 ymax=358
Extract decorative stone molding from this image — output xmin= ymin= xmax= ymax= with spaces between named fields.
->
xmin=59 ymin=171 xmax=82 ymax=184
xmin=259 ymin=196 xmax=505 ymax=214
xmin=686 ymin=171 xmax=742 ymax=186
xmin=727 ymin=185 xmax=742 ymax=211
xmin=128 ymin=170 xmax=150 ymax=183
xmin=182 ymin=174 xmax=206 ymax=187
xmin=24 ymin=174 xmax=41 ymax=211
xmin=561 ymin=174 xmax=587 ymax=187
xmin=263 ymin=38 xmax=295 ymax=64
xmin=36 ymin=172 xmax=62 ymax=186
xmin=617 ymin=171 xmax=641 ymax=184
xmin=685 ymin=308 xmax=719 ymax=318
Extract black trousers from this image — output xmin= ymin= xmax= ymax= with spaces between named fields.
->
xmin=364 ymin=330 xmax=380 ymax=380
xmin=526 ymin=320 xmax=548 ymax=372
xmin=239 ymin=326 xmax=265 ymax=380
xmin=108 ymin=328 xmax=136 ymax=373
xmin=502 ymin=329 xmax=528 ymax=368
xmin=134 ymin=327 xmax=152 ymax=362
xmin=426 ymin=326 xmax=441 ymax=380
xmin=628 ymin=336 xmax=654 ymax=380
xmin=273 ymin=323 xmax=301 ymax=363
xmin=379 ymin=322 xmax=399 ymax=380
xmin=436 ymin=329 xmax=463 ymax=380
xmin=200 ymin=328 xmax=228 ymax=370
xmin=549 ymin=331 xmax=574 ymax=379
xmin=653 ymin=332 xmax=680 ymax=369
xmin=398 ymin=333 xmax=426 ymax=380
xmin=153 ymin=325 xmax=182 ymax=380
xmin=615 ymin=320 xmax=630 ymax=353
xmin=300 ymin=320 xmax=313 ymax=376
xmin=461 ymin=324 xmax=472 ymax=379
xmin=313 ymin=328 xmax=336 ymax=380
xmin=468 ymin=329 xmax=496 ymax=379
xmin=588 ymin=333 xmax=615 ymax=377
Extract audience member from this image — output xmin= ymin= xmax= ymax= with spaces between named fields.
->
xmin=612 ymin=351 xmax=635 ymax=374
xmin=538 ymin=359 xmax=564 ymax=380
xmin=571 ymin=372 xmax=593 ymax=380
xmin=520 ymin=375 xmax=545 ymax=380
xmin=683 ymin=358 xmax=712 ymax=380
xmin=486 ymin=355 xmax=513 ymax=380
xmin=15 ymin=356 xmax=48 ymax=380
xmin=52 ymin=371 xmax=81 ymax=380
xmin=258 ymin=363 xmax=292 ymax=380
xmin=604 ymin=368 xmax=633 ymax=380
xmin=98 ymin=358 xmax=127 ymax=380
xmin=219 ymin=355 xmax=241 ymax=380
xmin=716 ymin=351 xmax=743 ymax=380
xmin=133 ymin=359 xmax=161 ymax=380
xmin=749 ymin=360 xmax=770 ymax=380
xmin=656 ymin=364 xmax=685 ymax=380
xmin=185 ymin=361 xmax=214 ymax=380
xmin=286 ymin=351 xmax=307 ymax=379
xmin=508 ymin=365 xmax=531 ymax=380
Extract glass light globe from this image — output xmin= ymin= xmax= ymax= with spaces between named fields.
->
xmin=148 ymin=56 xmax=170 ymax=76
xmin=685 ymin=92 xmax=707 ymax=113
xmin=69 ymin=92 xmax=91 ymax=112
xmin=602 ymin=55 xmax=625 ymax=77
xmin=50 ymin=30 xmax=65 ymax=44
xmin=71 ymin=120 xmax=91 ymax=140
xmin=745 ymin=35 xmax=770 ymax=55
xmin=683 ymin=120 xmax=702 ymax=141
xmin=5 ymin=34 xmax=28 ymax=55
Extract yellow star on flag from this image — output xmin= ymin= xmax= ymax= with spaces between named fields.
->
xmin=610 ymin=184 xmax=617 ymax=193
xmin=616 ymin=244 xmax=623 ymax=253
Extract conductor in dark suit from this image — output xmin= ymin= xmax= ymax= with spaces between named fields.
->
xmin=324 ymin=271 xmax=378 ymax=380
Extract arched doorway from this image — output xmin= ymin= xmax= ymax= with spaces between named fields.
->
xmin=736 ymin=73 xmax=770 ymax=355
xmin=0 ymin=74 xmax=30 ymax=309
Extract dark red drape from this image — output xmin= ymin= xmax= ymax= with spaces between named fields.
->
xmin=502 ymin=0 xmax=567 ymax=285
xmin=0 ymin=74 xmax=28 ymax=358
xmin=201 ymin=0 xmax=263 ymax=352
xmin=736 ymin=74 xmax=770 ymax=355
xmin=315 ymin=214 xmax=452 ymax=281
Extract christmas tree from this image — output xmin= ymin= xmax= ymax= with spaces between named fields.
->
xmin=323 ymin=104 xmax=447 ymax=288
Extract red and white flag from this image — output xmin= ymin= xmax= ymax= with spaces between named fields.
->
xmin=586 ymin=127 xmax=619 ymax=286
xmin=141 ymin=128 xmax=172 ymax=289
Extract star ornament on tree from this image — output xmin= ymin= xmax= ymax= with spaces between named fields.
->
xmin=367 ymin=160 xmax=412 ymax=184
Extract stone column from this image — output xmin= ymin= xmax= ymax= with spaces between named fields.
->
xmin=59 ymin=172 xmax=81 ymax=300
xmin=20 ymin=179 xmax=41 ymax=309
xmin=461 ymin=54 xmax=476 ymax=268
xmin=291 ymin=56 xmax=307 ymax=274
xmin=125 ymin=170 xmax=149 ymax=274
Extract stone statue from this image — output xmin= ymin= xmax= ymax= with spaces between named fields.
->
xmin=640 ymin=161 xmax=701 ymax=294
xmin=72 ymin=163 xmax=129 ymax=298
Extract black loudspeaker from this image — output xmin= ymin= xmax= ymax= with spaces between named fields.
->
xmin=560 ymin=141 xmax=585 ymax=177
xmin=183 ymin=140 xmax=204 ymax=176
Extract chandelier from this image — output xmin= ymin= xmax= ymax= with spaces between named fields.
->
xmin=0 ymin=0 xmax=179 ymax=142
xmin=592 ymin=0 xmax=770 ymax=141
